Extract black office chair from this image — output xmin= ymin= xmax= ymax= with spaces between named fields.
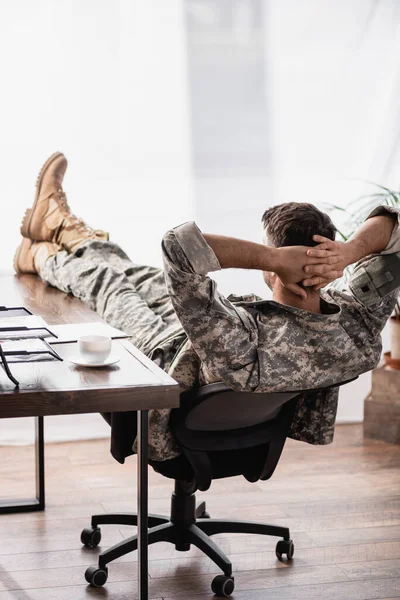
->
xmin=81 ymin=378 xmax=356 ymax=597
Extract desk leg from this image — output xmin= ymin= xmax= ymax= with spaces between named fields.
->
xmin=0 ymin=416 xmax=45 ymax=514
xmin=35 ymin=416 xmax=45 ymax=510
xmin=137 ymin=410 xmax=149 ymax=600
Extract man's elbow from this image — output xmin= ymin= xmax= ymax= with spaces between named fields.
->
xmin=216 ymin=363 xmax=259 ymax=393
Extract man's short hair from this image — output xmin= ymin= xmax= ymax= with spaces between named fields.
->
xmin=262 ymin=202 xmax=336 ymax=248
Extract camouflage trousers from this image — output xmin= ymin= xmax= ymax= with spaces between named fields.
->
xmin=41 ymin=240 xmax=185 ymax=366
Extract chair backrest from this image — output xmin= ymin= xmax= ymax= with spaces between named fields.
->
xmin=170 ymin=377 xmax=358 ymax=491
xmin=185 ymin=383 xmax=299 ymax=431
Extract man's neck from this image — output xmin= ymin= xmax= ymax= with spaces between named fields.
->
xmin=273 ymin=284 xmax=321 ymax=314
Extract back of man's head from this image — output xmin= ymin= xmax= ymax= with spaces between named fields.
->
xmin=262 ymin=202 xmax=336 ymax=248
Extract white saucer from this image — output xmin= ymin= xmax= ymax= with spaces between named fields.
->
xmin=68 ymin=354 xmax=121 ymax=368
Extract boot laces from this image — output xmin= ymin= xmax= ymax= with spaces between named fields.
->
xmin=35 ymin=165 xmax=100 ymax=236
xmin=55 ymin=189 xmax=91 ymax=232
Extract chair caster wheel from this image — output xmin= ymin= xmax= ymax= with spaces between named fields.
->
xmin=276 ymin=538 xmax=294 ymax=561
xmin=81 ymin=527 xmax=101 ymax=548
xmin=211 ymin=574 xmax=235 ymax=597
xmin=85 ymin=565 xmax=108 ymax=587
xmin=199 ymin=511 xmax=211 ymax=519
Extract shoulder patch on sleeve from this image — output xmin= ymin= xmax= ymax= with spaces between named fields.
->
xmin=350 ymin=253 xmax=400 ymax=307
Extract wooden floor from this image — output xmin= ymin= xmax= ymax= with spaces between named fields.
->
xmin=0 ymin=424 xmax=399 ymax=600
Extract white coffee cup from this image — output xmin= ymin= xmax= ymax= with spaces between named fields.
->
xmin=78 ymin=335 xmax=112 ymax=364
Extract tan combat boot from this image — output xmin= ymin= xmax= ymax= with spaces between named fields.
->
xmin=13 ymin=237 xmax=61 ymax=275
xmin=20 ymin=152 xmax=109 ymax=252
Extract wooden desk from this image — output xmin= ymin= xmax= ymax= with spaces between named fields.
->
xmin=0 ymin=273 xmax=180 ymax=600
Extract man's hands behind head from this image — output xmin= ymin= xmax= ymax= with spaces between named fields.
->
xmin=273 ymin=242 xmax=345 ymax=299
xmin=303 ymin=213 xmax=398 ymax=292
xmin=302 ymin=236 xmax=356 ymax=291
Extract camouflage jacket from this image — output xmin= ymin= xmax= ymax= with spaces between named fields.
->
xmin=144 ymin=206 xmax=400 ymax=462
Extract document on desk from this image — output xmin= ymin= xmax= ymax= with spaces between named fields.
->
xmin=0 ymin=338 xmax=62 ymax=362
xmin=0 ymin=306 xmax=33 ymax=318
xmin=0 ymin=315 xmax=57 ymax=340
xmin=0 ymin=315 xmax=49 ymax=329
xmin=50 ymin=322 xmax=129 ymax=343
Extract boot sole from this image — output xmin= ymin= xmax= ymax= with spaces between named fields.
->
xmin=21 ymin=151 xmax=64 ymax=240
xmin=13 ymin=244 xmax=22 ymax=273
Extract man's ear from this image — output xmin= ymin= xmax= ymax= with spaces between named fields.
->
xmin=269 ymin=272 xmax=278 ymax=286
xmin=263 ymin=271 xmax=276 ymax=290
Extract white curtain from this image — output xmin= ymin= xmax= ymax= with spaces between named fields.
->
xmin=266 ymin=0 xmax=400 ymax=206
xmin=0 ymin=0 xmax=193 ymax=444
xmin=264 ymin=0 xmax=400 ymax=420
xmin=0 ymin=0 xmax=193 ymax=273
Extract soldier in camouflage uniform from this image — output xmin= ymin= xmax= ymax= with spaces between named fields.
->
xmin=14 ymin=153 xmax=400 ymax=463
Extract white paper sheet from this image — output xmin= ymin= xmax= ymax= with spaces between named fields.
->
xmin=50 ymin=322 xmax=129 ymax=343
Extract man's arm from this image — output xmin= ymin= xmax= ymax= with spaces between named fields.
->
xmin=346 ymin=211 xmax=398 ymax=259
xmin=304 ymin=210 xmax=397 ymax=283
xmin=161 ymin=223 xmax=260 ymax=391
xmin=304 ymin=206 xmax=400 ymax=332
xmin=304 ymin=208 xmax=398 ymax=287
xmin=202 ymin=233 xmax=343 ymax=299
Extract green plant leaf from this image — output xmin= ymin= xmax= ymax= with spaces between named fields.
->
xmin=361 ymin=180 xmax=400 ymax=206
xmin=319 ymin=202 xmax=348 ymax=213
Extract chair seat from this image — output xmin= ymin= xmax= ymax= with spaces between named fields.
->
xmin=150 ymin=441 xmax=271 ymax=485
